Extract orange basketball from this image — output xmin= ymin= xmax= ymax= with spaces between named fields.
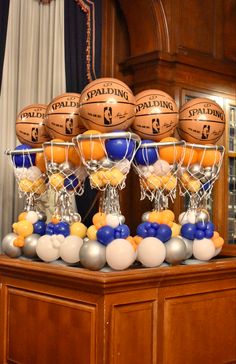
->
xmin=178 ymin=98 xmax=225 ymax=144
xmin=159 ymin=137 xmax=182 ymax=164
xmin=132 ymin=89 xmax=178 ymax=141
xmin=197 ymin=148 xmax=221 ymax=167
xmin=44 ymin=139 xmax=67 ymax=164
xmin=45 ymin=93 xmax=86 ymax=141
xmin=16 ymin=104 xmax=50 ymax=147
xmin=80 ymin=130 xmax=105 ymax=161
xmin=79 ymin=77 xmax=135 ymax=132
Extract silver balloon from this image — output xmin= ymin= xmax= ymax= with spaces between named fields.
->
xmin=204 ymin=166 xmax=218 ymax=181
xmin=83 ymin=237 xmax=90 ymax=243
xmin=72 ymin=213 xmax=81 ymax=223
xmin=142 ymin=211 xmax=150 ymax=222
xmin=62 ymin=215 xmax=72 ymax=224
xmin=47 ymin=162 xmax=59 ymax=174
xmin=196 ymin=209 xmax=210 ymax=223
xmin=37 ymin=211 xmax=47 ymax=222
xmin=101 ymin=158 xmax=114 ymax=169
xmin=1 ymin=233 xmax=22 ymax=258
xmin=80 ymin=240 xmax=106 ymax=270
xmin=188 ymin=164 xmax=205 ymax=179
xmin=165 ymin=237 xmax=187 ymax=265
xmin=118 ymin=214 xmax=125 ymax=224
xmin=23 ymin=234 xmax=41 ymax=259
xmin=181 ymin=236 xmax=193 ymax=259
xmin=87 ymin=160 xmax=99 ymax=171
xmin=59 ymin=161 xmax=74 ymax=175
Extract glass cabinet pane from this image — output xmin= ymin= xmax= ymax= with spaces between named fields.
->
xmin=229 ymin=105 xmax=236 ymax=153
xmin=228 ymin=157 xmax=236 ymax=244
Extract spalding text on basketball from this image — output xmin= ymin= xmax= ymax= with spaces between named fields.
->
xmin=51 ymin=101 xmax=79 ymax=110
xmin=136 ymin=100 xmax=174 ymax=113
xmin=20 ymin=112 xmax=45 ymax=119
xmin=189 ymin=108 xmax=224 ymax=120
xmin=86 ymin=88 xmax=129 ymax=101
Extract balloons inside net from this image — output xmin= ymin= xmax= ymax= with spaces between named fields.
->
xmin=79 ymin=77 xmax=135 ymax=132
xmin=132 ymin=89 xmax=178 ymax=141
xmin=45 ymin=93 xmax=86 ymax=141
xmin=16 ymin=104 xmax=50 ymax=147
xmin=178 ymin=98 xmax=225 ymax=144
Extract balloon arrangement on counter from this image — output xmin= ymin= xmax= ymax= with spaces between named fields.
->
xmin=2 ymin=78 xmax=226 ymax=270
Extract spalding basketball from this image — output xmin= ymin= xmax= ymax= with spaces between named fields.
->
xmin=79 ymin=78 xmax=135 ymax=132
xmin=132 ymin=90 xmax=178 ymax=141
xmin=16 ymin=104 xmax=50 ymax=148
xmin=178 ymin=98 xmax=225 ymax=144
xmin=45 ymin=93 xmax=86 ymax=142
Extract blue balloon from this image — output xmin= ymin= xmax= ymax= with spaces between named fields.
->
xmin=195 ymin=229 xmax=205 ymax=240
xmin=12 ymin=144 xmax=36 ymax=168
xmin=54 ymin=221 xmax=70 ymax=237
xmin=151 ymin=223 xmax=160 ymax=230
xmin=196 ymin=221 xmax=207 ymax=231
xmin=136 ymin=222 xmax=149 ymax=238
xmin=181 ymin=223 xmax=196 ymax=240
xmin=114 ymin=224 xmax=130 ymax=239
xmin=105 ymin=136 xmax=135 ymax=161
xmin=64 ymin=174 xmax=79 ymax=190
xmin=205 ymin=229 xmax=214 ymax=239
xmin=33 ymin=220 xmax=46 ymax=235
xmin=97 ymin=225 xmax=114 ymax=245
xmin=147 ymin=227 xmax=156 ymax=237
xmin=45 ymin=222 xmax=55 ymax=235
xmin=134 ymin=140 xmax=158 ymax=165
xmin=156 ymin=224 xmax=172 ymax=242
xmin=206 ymin=221 xmax=215 ymax=231
xmin=114 ymin=231 xmax=121 ymax=239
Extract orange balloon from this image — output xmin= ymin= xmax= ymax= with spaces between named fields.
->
xmin=162 ymin=209 xmax=175 ymax=222
xmin=68 ymin=146 xmax=81 ymax=166
xmin=159 ymin=137 xmax=182 ymax=164
xmin=18 ymin=212 xmax=28 ymax=221
xmin=197 ymin=148 xmax=221 ymax=167
xmin=80 ymin=130 xmax=105 ymax=161
xmin=182 ymin=147 xmax=199 ymax=166
xmin=213 ymin=231 xmax=220 ymax=239
xmin=92 ymin=212 xmax=107 ymax=229
xmin=13 ymin=236 xmax=25 ymax=248
xmin=133 ymin=235 xmax=143 ymax=246
xmin=35 ymin=152 xmax=46 ymax=173
xmin=126 ymin=236 xmax=137 ymax=251
xmin=148 ymin=210 xmax=163 ymax=223
xmin=44 ymin=138 xmax=67 ymax=164
xmin=213 ymin=236 xmax=224 ymax=248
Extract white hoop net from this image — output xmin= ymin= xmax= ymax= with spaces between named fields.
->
xmin=75 ymin=131 xmax=141 ymax=214
xmin=133 ymin=141 xmax=186 ymax=210
xmin=6 ymin=147 xmax=47 ymax=211
xmin=43 ymin=141 xmax=87 ymax=223
xmin=178 ymin=143 xmax=225 ymax=210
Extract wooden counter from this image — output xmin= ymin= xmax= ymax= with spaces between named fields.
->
xmin=0 ymin=255 xmax=236 ymax=364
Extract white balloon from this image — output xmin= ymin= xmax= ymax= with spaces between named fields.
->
xmin=60 ymin=235 xmax=83 ymax=264
xmin=26 ymin=211 xmax=39 ymax=224
xmin=51 ymin=234 xmax=65 ymax=249
xmin=116 ymin=159 xmax=130 ymax=174
xmin=27 ymin=166 xmax=42 ymax=181
xmin=106 ymin=213 xmax=120 ymax=228
xmin=137 ymin=237 xmax=166 ymax=268
xmin=36 ymin=235 xmax=60 ymax=262
xmin=153 ymin=159 xmax=170 ymax=176
xmin=178 ymin=210 xmax=196 ymax=225
xmin=14 ymin=167 xmax=28 ymax=180
xmin=214 ymin=247 xmax=222 ymax=257
xmin=193 ymin=238 xmax=215 ymax=261
xmin=106 ymin=239 xmax=136 ymax=270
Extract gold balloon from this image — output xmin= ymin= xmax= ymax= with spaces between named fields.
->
xmin=87 ymin=225 xmax=98 ymax=240
xmin=171 ymin=222 xmax=181 ymax=237
xmin=162 ymin=175 xmax=177 ymax=191
xmin=110 ymin=168 xmax=125 ymax=187
xmin=49 ymin=173 xmax=64 ymax=190
xmin=146 ymin=175 xmax=162 ymax=190
xmin=19 ymin=178 xmax=33 ymax=193
xmin=32 ymin=178 xmax=46 ymax=194
xmin=70 ymin=222 xmax=87 ymax=238
xmin=187 ymin=179 xmax=201 ymax=192
xmin=12 ymin=219 xmax=34 ymax=237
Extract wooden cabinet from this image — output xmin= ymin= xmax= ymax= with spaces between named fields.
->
xmin=1 ymin=255 xmax=236 ymax=363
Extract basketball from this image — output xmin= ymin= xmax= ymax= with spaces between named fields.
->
xmin=131 ymin=89 xmax=178 ymax=141
xmin=178 ymin=98 xmax=225 ymax=144
xmin=16 ymin=104 xmax=50 ymax=147
xmin=79 ymin=77 xmax=135 ymax=132
xmin=45 ymin=93 xmax=86 ymax=141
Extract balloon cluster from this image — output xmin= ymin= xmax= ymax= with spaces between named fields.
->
xmin=178 ymin=209 xmax=224 ymax=260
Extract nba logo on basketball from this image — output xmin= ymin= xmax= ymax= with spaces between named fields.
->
xmin=104 ymin=107 xmax=112 ymax=125
xmin=152 ymin=118 xmax=160 ymax=134
xmin=65 ymin=118 xmax=73 ymax=134
xmin=202 ymin=124 xmax=210 ymax=139
xmin=31 ymin=127 xmax=39 ymax=142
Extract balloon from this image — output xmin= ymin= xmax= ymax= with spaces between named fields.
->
xmin=165 ymin=237 xmax=187 ymax=265
xmin=26 ymin=211 xmax=39 ymax=224
xmin=205 ymin=229 xmax=214 ymax=239
xmin=197 ymin=149 xmax=221 ymax=167
xmin=136 ymin=222 xmax=149 ymax=238
xmin=80 ymin=130 xmax=105 ymax=161
xmin=182 ymin=146 xmax=198 ymax=166
xmin=142 ymin=211 xmax=150 ymax=222
xmin=181 ymin=223 xmax=196 ymax=240
xmin=114 ymin=224 xmax=130 ymax=239
xmin=192 ymin=238 xmax=215 ymax=261
xmin=68 ymin=146 xmax=81 ymax=166
xmin=60 ymin=235 xmax=83 ymax=264
xmin=97 ymin=225 xmax=114 ymax=245
xmin=79 ymin=240 xmax=106 ymax=270
xmin=178 ymin=210 xmax=196 ymax=225
xmin=194 ymin=229 xmax=205 ymax=240
xmin=206 ymin=221 xmax=215 ymax=231
xmin=12 ymin=144 xmax=36 ymax=168
xmin=64 ymin=174 xmax=79 ymax=190
xmin=134 ymin=140 xmax=158 ymax=165
xmin=59 ymin=161 xmax=74 ymax=175
xmin=2 ymin=233 xmax=22 ymax=258
xmin=32 ymin=178 xmax=46 ymax=195
xmin=70 ymin=222 xmax=87 ymax=238
xmin=87 ymin=225 xmax=98 ymax=240
xmin=106 ymin=213 xmax=121 ymax=228
xmin=195 ymin=209 xmax=210 ymax=223
xmin=18 ymin=212 xmax=28 ymax=221
xmin=35 ymin=152 xmax=46 ymax=173
xmin=92 ymin=212 xmax=107 ymax=229
xmin=181 ymin=237 xmax=193 ymax=259
xmin=171 ymin=222 xmax=181 ymax=237
xmin=19 ymin=179 xmax=33 ymax=193
xmin=33 ymin=220 xmax=46 ymax=235
xmin=12 ymin=220 xmax=33 ymax=237
xmin=49 ymin=173 xmax=64 ymax=190
xmin=106 ymin=239 xmax=136 ymax=270
xmin=27 ymin=166 xmax=42 ymax=182
xmin=188 ymin=164 xmax=204 ymax=179
xmin=109 ymin=167 xmax=125 ymax=187
xmin=152 ymin=159 xmax=171 ymax=176
xmin=137 ymin=237 xmax=166 ymax=267
xmin=44 ymin=139 xmax=67 ymax=164
xmin=105 ymin=136 xmax=135 ymax=161
xmin=36 ymin=235 xmax=61 ymax=262
xmin=23 ymin=234 xmax=41 ymax=258
xmin=45 ymin=222 xmax=55 ymax=235
xmin=156 ymin=224 xmax=172 ymax=242
xmin=54 ymin=222 xmax=70 ymax=237
xmin=159 ymin=137 xmax=182 ymax=164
